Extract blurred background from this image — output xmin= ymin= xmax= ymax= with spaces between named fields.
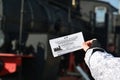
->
xmin=0 ymin=0 xmax=120 ymax=80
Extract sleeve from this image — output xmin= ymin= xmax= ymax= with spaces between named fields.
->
xmin=84 ymin=47 xmax=112 ymax=68
xmin=84 ymin=48 xmax=120 ymax=80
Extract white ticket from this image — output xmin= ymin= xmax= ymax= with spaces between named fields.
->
xmin=49 ymin=32 xmax=84 ymax=57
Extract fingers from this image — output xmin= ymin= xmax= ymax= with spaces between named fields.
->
xmin=82 ymin=39 xmax=97 ymax=51
xmin=86 ymin=39 xmax=97 ymax=46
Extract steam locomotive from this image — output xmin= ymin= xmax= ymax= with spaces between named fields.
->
xmin=0 ymin=0 xmax=90 ymax=80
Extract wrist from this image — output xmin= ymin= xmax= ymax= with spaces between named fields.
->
xmin=84 ymin=46 xmax=90 ymax=52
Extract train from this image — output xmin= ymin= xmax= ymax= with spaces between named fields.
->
xmin=0 ymin=0 xmax=117 ymax=80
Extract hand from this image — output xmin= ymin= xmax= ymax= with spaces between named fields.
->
xmin=82 ymin=39 xmax=96 ymax=52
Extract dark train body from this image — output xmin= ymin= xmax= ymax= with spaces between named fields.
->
xmin=0 ymin=0 xmax=88 ymax=80
xmin=1 ymin=0 xmax=90 ymax=53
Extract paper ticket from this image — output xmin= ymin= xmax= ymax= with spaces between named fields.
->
xmin=49 ymin=32 xmax=84 ymax=57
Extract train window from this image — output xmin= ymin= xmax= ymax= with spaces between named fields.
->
xmin=95 ymin=6 xmax=107 ymax=27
